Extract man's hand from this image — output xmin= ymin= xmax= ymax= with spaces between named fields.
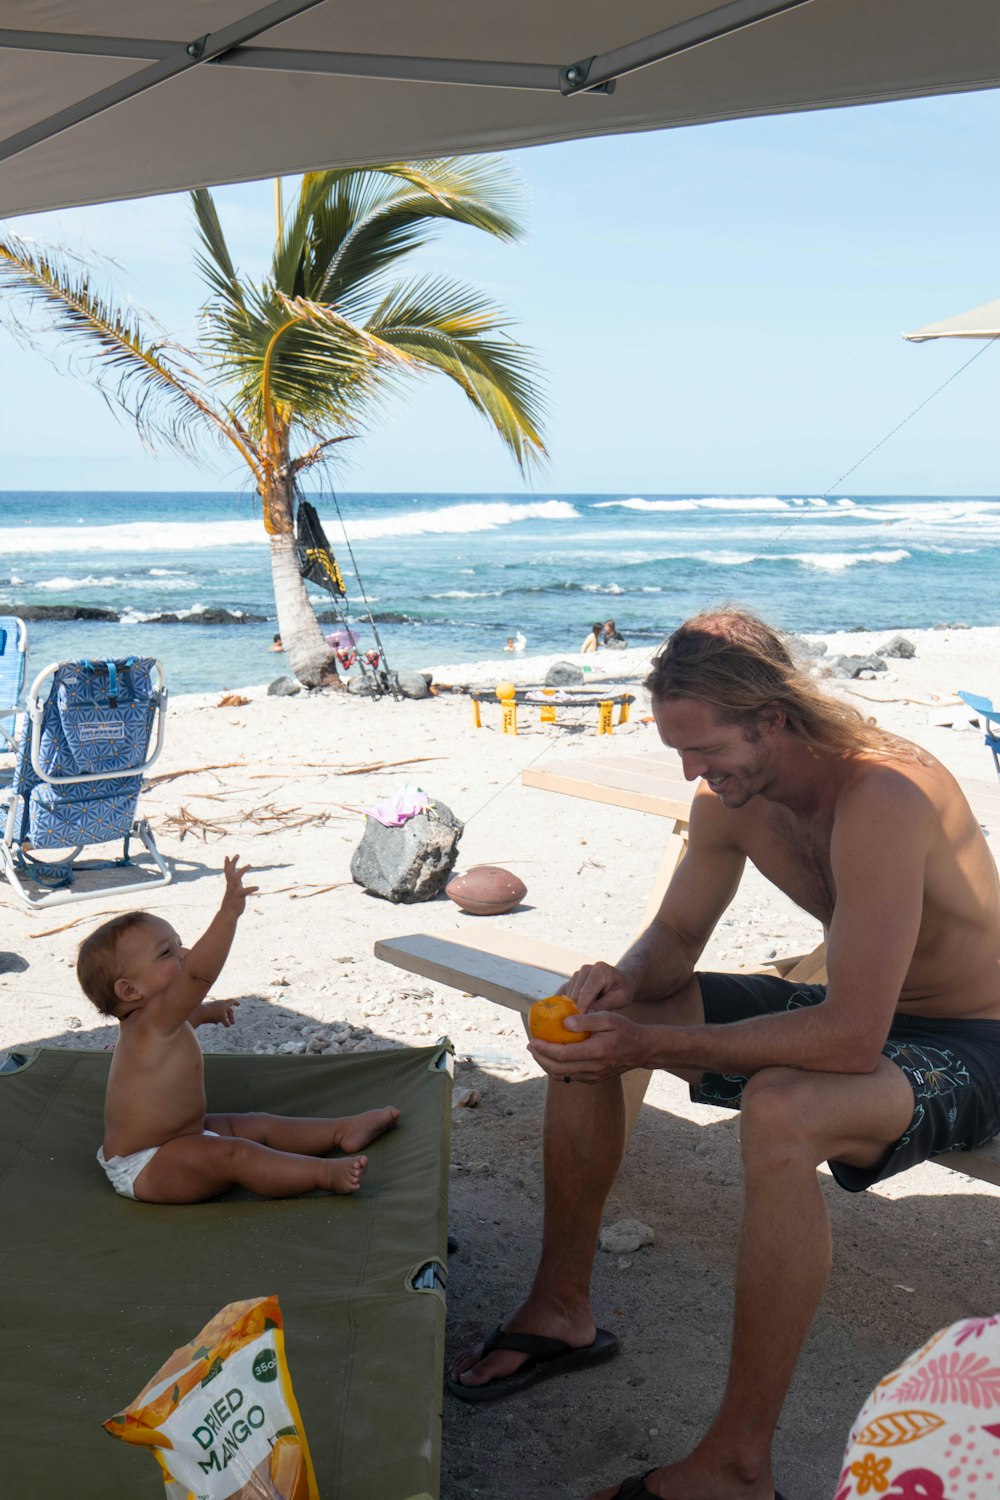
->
xmin=221 ymin=854 xmax=258 ymax=916
xmin=195 ymin=999 xmax=239 ymax=1028
xmin=528 ymin=1009 xmax=652 ymax=1083
xmin=563 ymin=961 xmax=637 ymax=1014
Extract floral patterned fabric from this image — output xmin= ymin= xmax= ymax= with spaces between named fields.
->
xmin=836 ymin=1316 xmax=1000 ymax=1499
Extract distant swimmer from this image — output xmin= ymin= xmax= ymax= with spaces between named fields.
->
xmin=269 ymin=633 xmax=283 ymax=653
xmin=504 ymin=631 xmax=527 ymax=653
xmin=580 ymin=621 xmax=603 ymax=654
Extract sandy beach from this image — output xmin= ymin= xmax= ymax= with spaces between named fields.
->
xmin=3 ymin=625 xmax=1000 ymax=1500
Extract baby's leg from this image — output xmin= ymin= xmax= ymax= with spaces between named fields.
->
xmin=133 ymin=1131 xmax=367 ymax=1204
xmin=207 ymin=1108 xmax=400 ymax=1156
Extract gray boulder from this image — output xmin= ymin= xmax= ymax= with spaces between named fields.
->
xmin=267 ymin=676 xmax=301 ymax=697
xmin=877 ymin=634 xmax=916 ymax=659
xmin=825 ymin=654 xmax=888 ymax=679
xmin=347 ymin=675 xmax=377 ymax=696
xmin=545 ymin=660 xmax=585 ymax=688
xmin=351 ymin=799 xmax=464 ymax=902
xmin=392 ymin=670 xmax=432 ymax=700
xmin=792 ymin=635 xmax=827 ymax=659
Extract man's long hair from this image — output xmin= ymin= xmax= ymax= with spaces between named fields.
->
xmin=645 ymin=608 xmax=911 ymax=758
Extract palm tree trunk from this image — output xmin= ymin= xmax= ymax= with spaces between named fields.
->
xmin=267 ymin=530 xmax=342 ymax=690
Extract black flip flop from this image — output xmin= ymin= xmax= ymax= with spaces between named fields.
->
xmin=446 ymin=1325 xmax=619 ymax=1403
xmin=610 ymin=1477 xmax=789 ymax=1500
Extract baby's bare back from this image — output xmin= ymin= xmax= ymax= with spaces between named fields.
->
xmin=104 ymin=1018 xmax=208 ymax=1157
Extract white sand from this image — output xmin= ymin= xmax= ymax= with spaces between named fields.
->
xmin=3 ymin=625 xmax=1000 ymax=1499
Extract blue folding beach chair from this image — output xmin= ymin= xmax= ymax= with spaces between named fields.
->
xmin=0 ymin=615 xmax=28 ymax=752
xmin=957 ymin=691 xmax=1000 ymax=783
xmin=0 ymin=656 xmax=172 ymax=908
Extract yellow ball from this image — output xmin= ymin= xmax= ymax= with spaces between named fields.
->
xmin=495 ymin=680 xmax=517 ymax=701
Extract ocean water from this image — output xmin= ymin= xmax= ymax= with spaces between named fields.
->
xmin=1 ymin=489 xmax=998 ymax=696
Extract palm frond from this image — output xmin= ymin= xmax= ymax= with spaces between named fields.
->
xmin=264 ymin=160 xmax=525 ymax=314
xmin=190 ymin=189 xmax=248 ymax=321
xmin=0 ymin=231 xmax=256 ymax=473
xmin=365 ymin=275 xmax=547 ymax=474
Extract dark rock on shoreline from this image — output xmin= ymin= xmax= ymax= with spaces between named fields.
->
xmin=147 ymin=609 xmax=267 ymax=625
xmin=12 ymin=604 xmax=119 ymax=621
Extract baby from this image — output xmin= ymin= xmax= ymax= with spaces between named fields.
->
xmin=76 ymin=855 xmax=399 ymax=1204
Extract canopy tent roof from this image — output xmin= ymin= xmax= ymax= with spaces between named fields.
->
xmin=2 ymin=0 xmax=1000 ymax=218
xmin=904 ymin=298 xmax=1000 ymax=343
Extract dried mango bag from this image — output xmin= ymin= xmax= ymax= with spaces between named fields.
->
xmin=104 ymin=1295 xmax=318 ymax=1500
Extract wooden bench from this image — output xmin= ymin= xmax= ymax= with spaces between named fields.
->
xmin=375 ymin=926 xmax=1000 ymax=1189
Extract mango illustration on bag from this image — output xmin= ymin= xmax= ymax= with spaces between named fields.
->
xmin=104 ymin=1294 xmax=317 ymax=1500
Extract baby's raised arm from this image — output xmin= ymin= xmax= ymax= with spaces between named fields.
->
xmin=155 ymin=856 xmax=257 ymax=1027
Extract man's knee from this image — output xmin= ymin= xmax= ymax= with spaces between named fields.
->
xmin=738 ymin=1068 xmax=828 ymax=1170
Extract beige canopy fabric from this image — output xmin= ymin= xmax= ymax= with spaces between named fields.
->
xmin=2 ymin=1 xmax=1000 ymax=218
xmin=904 ymin=298 xmax=1000 ymax=343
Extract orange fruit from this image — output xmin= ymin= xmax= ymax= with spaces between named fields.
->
xmin=528 ymin=994 xmax=591 ymax=1044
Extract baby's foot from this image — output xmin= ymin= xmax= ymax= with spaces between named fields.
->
xmin=324 ymin=1155 xmax=368 ymax=1194
xmin=337 ymin=1106 xmax=400 ymax=1153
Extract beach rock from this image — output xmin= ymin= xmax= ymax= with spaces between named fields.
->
xmin=12 ymin=604 xmax=118 ymax=622
xmin=877 ymin=634 xmax=916 ymax=658
xmin=347 ymin=676 xmax=378 ymax=696
xmin=392 ymin=670 xmax=432 ymax=700
xmin=351 ymin=798 xmax=464 ymax=903
xmin=792 ymin=635 xmax=827 ymax=659
xmin=0 ymin=953 xmax=28 ymax=975
xmin=824 ymin=654 xmax=887 ymax=679
xmin=599 ymin=1218 xmax=655 ymax=1254
xmin=545 ymin=660 xmax=585 ymax=687
xmin=148 ymin=607 xmax=266 ymax=625
xmin=267 ymin=676 xmax=301 ymax=697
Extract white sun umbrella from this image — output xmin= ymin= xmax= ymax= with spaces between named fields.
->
xmin=2 ymin=0 xmax=1000 ymax=218
xmin=904 ymin=300 xmax=1000 ymax=343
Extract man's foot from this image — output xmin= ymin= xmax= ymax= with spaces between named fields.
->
xmin=587 ymin=1461 xmax=783 ymax=1500
xmin=322 ymin=1154 xmax=368 ymax=1193
xmin=449 ymin=1300 xmax=617 ymax=1400
xmin=335 ymin=1106 xmax=400 ymax=1153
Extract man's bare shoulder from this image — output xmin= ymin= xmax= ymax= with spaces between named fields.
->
xmin=841 ymin=742 xmax=962 ymax=812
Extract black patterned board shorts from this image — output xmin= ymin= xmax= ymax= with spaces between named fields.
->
xmin=693 ymin=971 xmax=1000 ymax=1193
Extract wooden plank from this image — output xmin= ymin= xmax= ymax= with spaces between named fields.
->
xmin=933 ymin=1136 xmax=1000 ymax=1188
xmin=374 ymin=930 xmax=584 ymax=1014
xmin=522 ymin=760 xmax=693 ymax=820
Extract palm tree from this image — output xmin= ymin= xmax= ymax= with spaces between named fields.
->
xmin=0 ymin=160 xmax=546 ymax=686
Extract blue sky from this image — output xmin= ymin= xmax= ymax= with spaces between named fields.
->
xmin=1 ymin=88 xmax=998 ymax=497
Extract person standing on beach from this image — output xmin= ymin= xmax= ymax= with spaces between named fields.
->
xmin=449 ymin=608 xmax=1000 ymax=1500
xmin=581 ymin=621 xmax=603 ymax=653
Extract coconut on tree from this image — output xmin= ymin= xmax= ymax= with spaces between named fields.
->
xmin=0 ymin=159 xmax=547 ymax=686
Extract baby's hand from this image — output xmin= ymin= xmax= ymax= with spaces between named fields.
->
xmin=198 ymin=999 xmax=239 ymax=1028
xmin=221 ymin=854 xmax=258 ymax=915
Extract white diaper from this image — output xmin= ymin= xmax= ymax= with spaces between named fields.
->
xmin=97 ymin=1131 xmax=220 ymax=1200
xmin=97 ymin=1143 xmax=160 ymax=1199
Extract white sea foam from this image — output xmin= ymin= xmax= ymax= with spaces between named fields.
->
xmin=784 ymin=549 xmax=911 ymax=572
xmin=1 ymin=520 xmax=264 ymax=554
xmin=430 ymin=589 xmax=503 ymax=600
xmin=0 ymin=499 xmax=578 ymax=555
xmin=593 ymin=496 xmax=831 ymax=513
xmin=36 ymin=574 xmax=122 ymax=590
xmin=344 ymin=499 xmax=578 ymax=541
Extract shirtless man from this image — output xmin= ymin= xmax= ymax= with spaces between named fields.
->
xmin=449 ymin=609 xmax=1000 ymax=1500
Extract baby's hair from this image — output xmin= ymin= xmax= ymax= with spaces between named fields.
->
xmin=76 ymin=911 xmax=154 ymax=1015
